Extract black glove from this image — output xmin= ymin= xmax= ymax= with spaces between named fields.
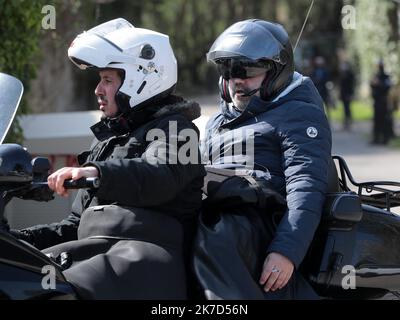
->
xmin=0 ymin=216 xmax=34 ymax=245
xmin=0 ymin=217 xmax=10 ymax=234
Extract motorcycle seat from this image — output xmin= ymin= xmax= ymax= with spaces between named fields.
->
xmin=327 ymin=157 xmax=340 ymax=193
xmin=322 ymin=192 xmax=362 ymax=229
xmin=323 ymin=157 xmax=363 ymax=228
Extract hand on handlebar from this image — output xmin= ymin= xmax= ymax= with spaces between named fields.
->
xmin=47 ymin=166 xmax=99 ymax=197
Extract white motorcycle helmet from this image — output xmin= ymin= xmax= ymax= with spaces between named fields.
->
xmin=68 ymin=18 xmax=177 ymax=114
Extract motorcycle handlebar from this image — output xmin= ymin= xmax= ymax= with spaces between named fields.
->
xmin=31 ymin=177 xmax=100 ymax=190
xmin=63 ymin=177 xmax=100 ymax=189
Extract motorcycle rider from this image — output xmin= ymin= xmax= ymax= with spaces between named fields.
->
xmin=194 ymin=19 xmax=332 ymax=299
xmin=10 ymin=18 xmax=205 ymax=299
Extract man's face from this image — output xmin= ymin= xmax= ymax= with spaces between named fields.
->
xmin=95 ymin=69 xmax=122 ymax=118
xmin=228 ymin=71 xmax=266 ymax=111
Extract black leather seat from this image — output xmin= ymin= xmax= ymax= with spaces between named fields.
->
xmin=304 ymin=158 xmax=363 ymax=295
xmin=323 ymin=157 xmax=362 ymax=225
xmin=327 ymin=157 xmax=340 ymax=193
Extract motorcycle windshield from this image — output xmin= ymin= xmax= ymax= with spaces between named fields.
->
xmin=0 ymin=73 xmax=23 ymax=144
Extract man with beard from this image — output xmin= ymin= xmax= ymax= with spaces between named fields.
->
xmin=194 ymin=19 xmax=332 ymax=299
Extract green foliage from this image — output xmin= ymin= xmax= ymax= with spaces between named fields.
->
xmin=388 ymin=136 xmax=400 ymax=149
xmin=329 ymin=100 xmax=373 ymax=121
xmin=330 ymin=99 xmax=400 ymax=123
xmin=344 ymin=0 xmax=399 ymax=93
xmin=18 ymin=0 xmax=345 ymax=109
xmin=0 ymin=0 xmax=47 ymax=143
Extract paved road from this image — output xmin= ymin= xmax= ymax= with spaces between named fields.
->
xmin=192 ymin=94 xmax=400 ymax=212
xmin=331 ymin=121 xmax=400 ymax=180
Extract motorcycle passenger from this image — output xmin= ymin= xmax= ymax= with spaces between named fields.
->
xmin=193 ymin=19 xmax=332 ymax=299
xmin=10 ymin=18 xmax=205 ymax=299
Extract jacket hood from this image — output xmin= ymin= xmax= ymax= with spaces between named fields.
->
xmin=271 ymin=72 xmax=324 ymax=107
xmin=153 ymin=98 xmax=201 ymax=121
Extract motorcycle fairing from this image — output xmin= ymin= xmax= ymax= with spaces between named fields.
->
xmin=0 ymin=73 xmax=23 ymax=144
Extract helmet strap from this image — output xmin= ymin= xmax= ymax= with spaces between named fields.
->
xmin=103 ymin=113 xmax=130 ymax=135
xmin=259 ymin=66 xmax=276 ymax=100
xmin=115 ymin=91 xmax=132 ymax=115
xmin=260 ymin=63 xmax=288 ymax=101
xmin=219 ymin=77 xmax=232 ymax=103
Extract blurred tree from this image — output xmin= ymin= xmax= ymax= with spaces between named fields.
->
xmin=26 ymin=0 xmax=99 ymax=115
xmin=140 ymin=0 xmax=281 ymax=93
xmin=283 ymin=0 xmax=344 ymax=79
xmin=0 ymin=0 xmax=47 ymax=143
xmin=15 ymin=0 xmax=349 ymax=116
xmin=345 ymin=0 xmax=399 ymax=97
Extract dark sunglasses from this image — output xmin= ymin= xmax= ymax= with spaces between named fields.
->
xmin=216 ymin=59 xmax=273 ymax=80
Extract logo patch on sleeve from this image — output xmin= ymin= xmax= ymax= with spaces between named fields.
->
xmin=306 ymin=127 xmax=318 ymax=138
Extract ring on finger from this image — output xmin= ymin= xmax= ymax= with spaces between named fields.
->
xmin=271 ymin=266 xmax=280 ymax=273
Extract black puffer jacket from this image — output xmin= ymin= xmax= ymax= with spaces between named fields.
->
xmin=203 ymin=74 xmax=331 ymax=268
xmin=13 ymin=95 xmax=205 ymax=299
xmin=194 ymin=72 xmax=331 ymax=300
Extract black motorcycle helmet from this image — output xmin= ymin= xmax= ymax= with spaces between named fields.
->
xmin=0 ymin=144 xmax=32 ymax=183
xmin=207 ymin=19 xmax=294 ymax=102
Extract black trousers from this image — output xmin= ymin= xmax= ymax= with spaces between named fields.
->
xmin=43 ymin=205 xmax=187 ymax=300
xmin=341 ymin=97 xmax=352 ymax=128
xmin=193 ymin=206 xmax=319 ymax=300
xmin=373 ymin=101 xmax=391 ymax=144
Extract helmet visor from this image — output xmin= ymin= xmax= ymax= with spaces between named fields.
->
xmin=215 ymin=59 xmax=272 ymax=80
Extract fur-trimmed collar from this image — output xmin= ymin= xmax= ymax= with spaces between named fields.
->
xmin=153 ymin=99 xmax=201 ymax=121
xmin=91 ymin=95 xmax=201 ymax=141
